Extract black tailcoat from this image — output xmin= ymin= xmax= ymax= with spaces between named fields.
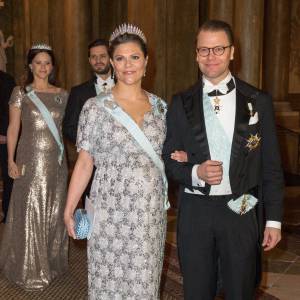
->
xmin=162 ymin=77 xmax=283 ymax=227
xmin=162 ymin=77 xmax=284 ymax=291
xmin=163 ymin=77 xmax=284 ymax=296
xmin=63 ymin=77 xmax=97 ymax=203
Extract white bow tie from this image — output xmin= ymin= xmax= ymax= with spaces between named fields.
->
xmin=203 ymin=81 xmax=229 ymax=95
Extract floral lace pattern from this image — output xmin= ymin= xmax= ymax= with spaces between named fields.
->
xmin=77 ymin=92 xmax=167 ymax=299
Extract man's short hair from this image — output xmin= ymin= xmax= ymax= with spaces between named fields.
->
xmin=198 ymin=20 xmax=234 ymax=45
xmin=88 ymin=39 xmax=109 ymax=57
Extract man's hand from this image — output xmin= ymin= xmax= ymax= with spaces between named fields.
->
xmin=197 ymin=160 xmax=223 ymax=185
xmin=262 ymin=227 xmax=281 ymax=251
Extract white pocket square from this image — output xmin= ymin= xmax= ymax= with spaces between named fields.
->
xmin=249 ymin=112 xmax=259 ymax=125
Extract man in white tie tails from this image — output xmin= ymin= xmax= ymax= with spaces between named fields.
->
xmin=162 ymin=20 xmax=283 ymax=300
xmin=63 ymin=38 xmax=114 ymax=206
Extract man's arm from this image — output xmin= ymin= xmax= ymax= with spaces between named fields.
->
xmin=260 ymin=94 xmax=284 ymax=250
xmin=162 ymin=95 xmax=194 ymax=188
xmin=260 ymin=94 xmax=284 ymax=221
xmin=63 ymin=87 xmax=82 ymax=144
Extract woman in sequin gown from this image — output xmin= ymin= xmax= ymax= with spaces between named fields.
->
xmin=0 ymin=45 xmax=68 ymax=290
xmin=64 ymin=27 xmax=167 ymax=299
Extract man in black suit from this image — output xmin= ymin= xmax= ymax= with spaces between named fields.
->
xmin=63 ymin=39 xmax=113 ymax=205
xmin=162 ymin=20 xmax=283 ymax=300
xmin=63 ymin=38 xmax=113 ymax=144
xmin=0 ymin=70 xmax=15 ymax=223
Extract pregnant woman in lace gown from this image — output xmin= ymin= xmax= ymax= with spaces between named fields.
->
xmin=0 ymin=44 xmax=68 ymax=290
xmin=64 ymin=25 xmax=168 ymax=299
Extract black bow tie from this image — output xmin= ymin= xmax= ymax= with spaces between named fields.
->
xmin=207 ymin=78 xmax=235 ymax=97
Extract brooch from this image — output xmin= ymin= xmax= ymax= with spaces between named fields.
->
xmin=103 ymin=99 xmax=118 ymax=110
xmin=245 ymin=133 xmax=261 ymax=151
xmin=157 ymin=102 xmax=165 ymax=114
xmin=54 ymin=95 xmax=62 ymax=104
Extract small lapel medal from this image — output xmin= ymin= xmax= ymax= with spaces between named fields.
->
xmin=213 ymin=95 xmax=221 ymax=114
xmin=206 ymin=78 xmax=236 ymax=114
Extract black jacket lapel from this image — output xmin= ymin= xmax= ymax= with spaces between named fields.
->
xmin=89 ymin=76 xmax=97 ymax=98
xmin=182 ymin=81 xmax=210 ymax=160
xmin=229 ymin=81 xmax=251 ymax=176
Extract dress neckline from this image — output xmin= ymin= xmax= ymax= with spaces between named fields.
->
xmin=108 ymin=91 xmax=153 ymax=129
xmin=34 ymin=90 xmax=62 ymax=95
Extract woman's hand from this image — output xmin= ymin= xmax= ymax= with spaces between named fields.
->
xmin=8 ymin=161 xmax=20 ymax=179
xmin=64 ymin=213 xmax=76 ymax=239
xmin=64 ymin=150 xmax=94 ymax=240
xmin=171 ymin=150 xmax=188 ymax=163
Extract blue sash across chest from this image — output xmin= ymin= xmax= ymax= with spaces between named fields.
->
xmin=95 ymin=93 xmax=169 ymax=210
xmin=203 ymin=92 xmax=257 ymax=214
xmin=26 ymin=89 xmax=64 ymax=165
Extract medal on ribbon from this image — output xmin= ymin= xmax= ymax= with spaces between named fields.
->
xmin=245 ymin=133 xmax=261 ymax=151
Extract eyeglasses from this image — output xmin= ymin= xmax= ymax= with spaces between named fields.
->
xmin=196 ymin=45 xmax=232 ymax=57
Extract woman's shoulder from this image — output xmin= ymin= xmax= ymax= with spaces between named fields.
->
xmin=147 ymin=92 xmax=168 ymax=116
xmin=12 ymin=85 xmax=28 ymax=98
xmin=12 ymin=85 xmax=25 ymax=95
xmin=83 ymin=92 xmax=113 ymax=110
xmin=81 ymin=96 xmax=104 ymax=115
xmin=9 ymin=86 xmax=26 ymax=108
xmin=57 ymin=88 xmax=69 ymax=100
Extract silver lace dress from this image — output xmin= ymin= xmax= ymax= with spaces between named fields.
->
xmin=77 ymin=92 xmax=167 ymax=299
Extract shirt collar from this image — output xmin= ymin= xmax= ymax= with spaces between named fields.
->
xmin=96 ymin=75 xmax=114 ymax=88
xmin=203 ymin=72 xmax=233 ymax=94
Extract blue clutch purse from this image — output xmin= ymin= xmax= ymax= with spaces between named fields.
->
xmin=74 ymin=209 xmax=90 ymax=239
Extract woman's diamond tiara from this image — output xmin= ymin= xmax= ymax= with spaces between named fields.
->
xmin=109 ymin=23 xmax=147 ymax=44
xmin=30 ymin=43 xmax=52 ymax=51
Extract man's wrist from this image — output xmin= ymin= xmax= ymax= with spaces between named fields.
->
xmin=192 ymin=164 xmax=205 ymax=187
xmin=266 ymin=220 xmax=281 ymax=230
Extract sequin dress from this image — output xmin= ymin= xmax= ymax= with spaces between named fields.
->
xmin=0 ymin=86 xmax=69 ymax=290
xmin=77 ymin=92 xmax=167 ymax=299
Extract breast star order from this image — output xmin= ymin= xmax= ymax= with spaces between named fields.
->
xmin=245 ymin=134 xmax=261 ymax=151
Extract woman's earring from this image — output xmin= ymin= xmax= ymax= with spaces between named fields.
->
xmin=143 ymin=69 xmax=146 ymax=77
xmin=110 ymin=67 xmax=114 ymax=79
xmin=110 ymin=66 xmax=114 ymax=80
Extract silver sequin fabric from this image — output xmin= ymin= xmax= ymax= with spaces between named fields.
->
xmin=0 ymin=86 xmax=69 ymax=291
xmin=77 ymin=92 xmax=167 ymax=299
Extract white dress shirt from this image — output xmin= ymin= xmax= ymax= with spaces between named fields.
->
xmin=96 ymin=75 xmax=115 ymax=92
xmin=189 ymin=72 xmax=235 ymax=195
